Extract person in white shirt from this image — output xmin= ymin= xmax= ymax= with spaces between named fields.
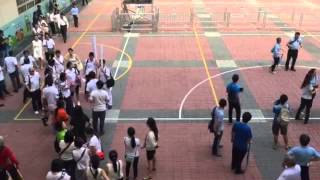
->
xmin=85 ymin=155 xmax=109 ymax=180
xmin=59 ymin=131 xmax=76 ymax=179
xmin=142 ymin=117 xmax=159 ymax=180
xmin=211 ymin=99 xmax=227 ymax=157
xmin=42 ymin=76 xmax=59 ymax=126
xmin=84 ymin=52 xmax=98 ymax=76
xmin=72 ymin=137 xmax=90 ymax=180
xmin=20 ymin=57 xmax=33 ymax=103
xmin=99 ymin=59 xmax=113 ymax=109
xmin=124 ymin=127 xmax=140 ymax=180
xmin=295 ymin=69 xmax=317 ymax=124
xmin=64 ymin=48 xmax=82 ymax=71
xmin=270 ymin=37 xmax=283 ymax=74
xmin=58 ymin=12 xmax=69 ymax=43
xmin=277 ymin=155 xmax=301 ymax=180
xmin=106 ymin=150 xmax=124 ymax=180
xmin=89 ymin=81 xmax=110 ymax=135
xmin=86 ymin=127 xmax=103 ymax=158
xmin=66 ymin=61 xmax=81 ymax=103
xmin=56 ymin=72 xmax=73 ymax=115
xmin=86 ymin=71 xmax=98 ymax=96
xmin=70 ymin=2 xmax=79 ymax=28
xmin=48 ymin=10 xmax=56 ymax=35
xmin=25 ymin=67 xmax=42 ymax=114
xmin=0 ymin=66 xmax=12 ymax=100
xmin=39 ymin=16 xmax=49 ymax=37
xmin=285 ymin=32 xmax=302 ymax=71
xmin=46 ymin=159 xmax=71 ymax=180
xmin=43 ymin=33 xmax=55 ymax=61
xmin=54 ymin=50 xmax=65 ymax=75
xmin=32 ymin=35 xmax=44 ymax=69
xmin=53 ymin=10 xmax=61 ymax=33
xmin=4 ymin=51 xmax=21 ymax=92
xmin=32 ymin=24 xmax=42 ymax=37
xmin=19 ymin=50 xmax=36 ymax=67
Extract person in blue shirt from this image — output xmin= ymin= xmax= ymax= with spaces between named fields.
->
xmin=272 ymin=94 xmax=290 ymax=150
xmin=231 ymin=112 xmax=252 ymax=174
xmin=288 ymin=134 xmax=320 ymax=180
xmin=226 ymin=74 xmax=243 ymax=123
xmin=70 ymin=2 xmax=79 ymax=28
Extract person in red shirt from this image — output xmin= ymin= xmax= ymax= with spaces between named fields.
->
xmin=0 ymin=136 xmax=21 ymax=180
xmin=54 ymin=99 xmax=69 ymax=125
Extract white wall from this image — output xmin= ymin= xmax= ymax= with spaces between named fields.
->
xmin=0 ymin=1 xmax=19 ymax=27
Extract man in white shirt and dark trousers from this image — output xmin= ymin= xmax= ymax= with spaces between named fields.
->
xmin=58 ymin=13 xmax=69 ymax=43
xmin=4 ymin=51 xmax=21 ymax=92
xmin=270 ymin=37 xmax=283 ymax=74
xmin=25 ymin=67 xmax=42 ymax=114
xmin=211 ymin=98 xmax=227 ymax=157
xmin=89 ymin=80 xmax=110 ymax=135
xmin=70 ymin=2 xmax=79 ymax=28
xmin=43 ymin=33 xmax=55 ymax=61
xmin=42 ymin=76 xmax=59 ymax=126
xmin=285 ymin=32 xmax=302 ymax=71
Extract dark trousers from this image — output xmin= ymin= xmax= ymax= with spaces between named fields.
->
xmin=231 ymin=146 xmax=247 ymax=173
xmin=82 ymin=0 xmax=88 ymax=5
xmin=212 ymin=131 xmax=223 ymax=154
xmin=73 ymin=15 xmax=79 ymax=27
xmin=45 ymin=48 xmax=55 ymax=61
xmin=92 ymin=110 xmax=106 ymax=133
xmin=63 ymin=160 xmax=76 ymax=180
xmin=49 ymin=22 xmax=56 ymax=35
xmin=9 ymin=70 xmax=21 ymax=92
xmin=295 ymin=98 xmax=313 ymax=123
xmin=0 ymin=80 xmax=10 ymax=98
xmin=300 ymin=165 xmax=309 ymax=180
xmin=23 ymin=87 xmax=29 ymax=103
xmin=31 ymin=89 xmax=42 ymax=111
xmin=64 ymin=96 xmax=74 ymax=115
xmin=228 ymin=101 xmax=241 ymax=123
xmin=0 ymin=166 xmax=20 ymax=180
xmin=285 ymin=49 xmax=298 ymax=70
xmin=126 ymin=157 xmax=139 ymax=179
xmin=60 ymin=25 xmax=68 ymax=43
xmin=270 ymin=56 xmax=280 ymax=72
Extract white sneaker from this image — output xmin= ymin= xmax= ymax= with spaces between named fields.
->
xmin=35 ymin=111 xmax=39 ymax=115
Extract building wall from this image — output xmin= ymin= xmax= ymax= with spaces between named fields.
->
xmin=0 ymin=1 xmax=19 ymax=27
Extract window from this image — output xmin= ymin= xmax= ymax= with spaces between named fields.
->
xmin=16 ymin=0 xmax=41 ymax=14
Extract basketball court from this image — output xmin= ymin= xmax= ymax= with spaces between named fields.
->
xmin=1 ymin=0 xmax=320 ymax=179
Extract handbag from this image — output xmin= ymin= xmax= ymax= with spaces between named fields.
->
xmin=106 ymin=69 xmax=115 ymax=88
xmin=96 ymin=151 xmax=105 ymax=160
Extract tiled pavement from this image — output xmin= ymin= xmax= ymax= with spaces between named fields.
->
xmin=1 ymin=0 xmax=320 ymax=179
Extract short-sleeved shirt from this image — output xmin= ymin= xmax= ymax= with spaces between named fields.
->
xmin=85 ymin=59 xmax=97 ymax=75
xmin=226 ymin=82 xmax=242 ymax=103
xmin=277 ymin=165 xmax=301 ymax=180
xmin=88 ymin=135 xmax=102 ymax=152
xmin=20 ymin=64 xmax=33 ymax=80
xmin=71 ymin=7 xmax=79 ymax=15
xmin=124 ymin=137 xmax=140 ymax=157
xmin=288 ymin=37 xmax=302 ymax=50
xmin=232 ymin=122 xmax=252 ymax=151
xmin=55 ymin=108 xmax=69 ymax=123
xmin=288 ymin=146 xmax=320 ymax=166
xmin=46 ymin=171 xmax=71 ymax=180
xmin=43 ymin=85 xmax=59 ymax=110
xmin=89 ymin=89 xmax=110 ymax=111
xmin=273 ymin=100 xmax=289 ymax=122
xmin=25 ymin=72 xmax=41 ymax=91
xmin=86 ymin=79 xmax=98 ymax=94
xmin=72 ymin=147 xmax=90 ymax=170
xmin=213 ymin=107 xmax=225 ymax=133
xmin=272 ymin=43 xmax=281 ymax=58
xmin=4 ymin=56 xmax=18 ymax=73
xmin=43 ymin=38 xmax=55 ymax=49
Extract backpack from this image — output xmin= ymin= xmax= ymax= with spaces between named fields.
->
xmin=208 ymin=107 xmax=217 ymax=133
xmin=270 ymin=46 xmax=275 ymax=53
xmin=277 ymin=106 xmax=290 ymax=126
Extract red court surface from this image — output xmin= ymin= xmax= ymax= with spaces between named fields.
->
xmin=222 ymin=36 xmax=316 ymax=61
xmin=121 ymin=68 xmax=224 ymax=110
xmin=134 ymin=37 xmax=213 ymax=61
xmin=110 ymin=123 xmax=262 ymax=180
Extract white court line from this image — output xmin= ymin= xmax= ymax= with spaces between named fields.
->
xmin=15 ymin=117 xmax=320 ymax=121
xmin=178 ymin=65 xmax=320 ymax=119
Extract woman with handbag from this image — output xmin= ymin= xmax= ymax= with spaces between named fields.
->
xmin=124 ymin=127 xmax=140 ymax=180
xmin=142 ymin=118 xmax=159 ymax=180
xmin=72 ymin=138 xmax=90 ymax=180
xmin=106 ymin=150 xmax=124 ymax=180
xmin=86 ymin=127 xmax=104 ymax=160
xmin=59 ymin=131 xmax=76 ymax=180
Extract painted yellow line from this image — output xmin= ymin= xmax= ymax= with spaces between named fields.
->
xmin=192 ymin=24 xmax=219 ymax=105
xmin=79 ymin=42 xmax=133 ymax=80
xmin=14 ymin=2 xmax=109 ymax=121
